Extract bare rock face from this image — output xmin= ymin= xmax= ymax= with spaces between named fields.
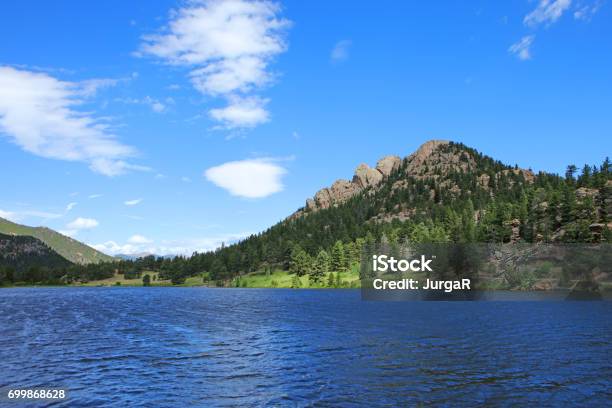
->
xmin=294 ymin=140 xmax=453 ymax=218
xmin=353 ymin=164 xmax=383 ymax=189
xmin=575 ymin=187 xmax=599 ymax=200
xmin=304 ymin=179 xmax=360 ymax=212
xmin=478 ymin=174 xmax=491 ymax=188
xmin=375 ymin=155 xmax=402 ymax=177
xmin=297 ymin=152 xmax=409 ymax=216
xmin=502 ymin=169 xmax=535 ymax=184
xmin=405 ymin=140 xmax=450 ymax=173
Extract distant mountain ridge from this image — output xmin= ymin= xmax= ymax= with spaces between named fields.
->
xmin=0 ymin=217 xmax=113 ymax=264
xmin=115 ymin=253 xmax=175 ymax=261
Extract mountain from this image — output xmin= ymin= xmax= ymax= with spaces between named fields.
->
xmin=115 ymin=252 xmax=174 ymax=261
xmin=185 ymin=140 xmax=610 ymax=281
xmin=0 ymin=232 xmax=72 ymax=274
xmin=292 ymin=140 xmax=536 ymax=219
xmin=7 ymin=140 xmax=609 ymax=287
xmin=0 ymin=217 xmax=114 ymax=264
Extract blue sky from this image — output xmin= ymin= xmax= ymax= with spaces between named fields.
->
xmin=0 ymin=0 xmax=610 ymax=255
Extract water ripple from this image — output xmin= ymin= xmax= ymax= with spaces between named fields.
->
xmin=0 ymin=288 xmax=610 ymax=407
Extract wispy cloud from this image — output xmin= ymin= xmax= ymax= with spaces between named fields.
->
xmin=509 ymin=35 xmax=535 ymax=60
xmin=66 ymin=217 xmax=99 ymax=230
xmin=128 ymin=234 xmax=153 ymax=244
xmin=0 ymin=209 xmax=17 ymax=221
xmin=204 ymin=157 xmax=287 ymax=198
xmin=139 ymin=0 xmax=291 ymax=130
xmin=574 ymin=1 xmax=602 ymax=20
xmin=65 ymin=202 xmax=77 ymax=212
xmin=124 ymin=198 xmax=143 ymax=206
xmin=61 ymin=217 xmax=99 ymax=236
xmin=88 ymin=194 xmax=103 ymax=199
xmin=0 ymin=66 xmax=147 ymax=176
xmin=0 ymin=208 xmax=62 ymax=223
xmin=524 ymin=0 xmax=572 ymax=27
xmin=331 ymin=40 xmax=351 ymax=63
xmin=510 ymin=0 xmax=599 ymax=60
xmin=115 ymin=96 xmax=168 ymax=113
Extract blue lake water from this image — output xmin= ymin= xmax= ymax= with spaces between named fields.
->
xmin=0 ymin=288 xmax=610 ymax=407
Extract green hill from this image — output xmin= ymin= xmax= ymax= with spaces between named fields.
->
xmin=0 ymin=217 xmax=114 ymax=264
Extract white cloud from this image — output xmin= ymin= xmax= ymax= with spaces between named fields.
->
xmin=58 ymin=229 xmax=78 ymax=237
xmin=509 ymin=35 xmax=535 ymax=60
xmin=88 ymin=194 xmax=103 ymax=199
xmin=139 ymin=0 xmax=290 ymax=130
xmin=65 ymin=202 xmax=77 ymax=212
xmin=66 ymin=217 xmax=99 ymax=230
xmin=124 ymin=198 xmax=143 ymax=206
xmin=331 ymin=40 xmax=351 ymax=62
xmin=524 ymin=0 xmax=572 ymax=27
xmin=151 ymin=102 xmax=165 ymax=113
xmin=0 ymin=209 xmax=17 ymax=221
xmin=91 ymin=241 xmax=144 ymax=256
xmin=574 ymin=1 xmax=602 ymax=20
xmin=128 ymin=234 xmax=153 ymax=244
xmin=208 ymin=96 xmax=269 ymax=129
xmin=0 ymin=208 xmax=62 ymax=222
xmin=79 ymin=78 xmax=120 ymax=97
xmin=116 ymin=96 xmax=167 ymax=113
xmin=0 ymin=66 xmax=145 ymax=176
xmin=204 ymin=157 xmax=286 ymax=198
xmin=181 ymin=176 xmax=192 ymax=183
xmin=92 ymin=233 xmax=250 ymax=256
xmin=89 ymin=159 xmax=151 ymax=177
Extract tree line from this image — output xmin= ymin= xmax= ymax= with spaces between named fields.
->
xmin=2 ymin=143 xmax=610 ymax=286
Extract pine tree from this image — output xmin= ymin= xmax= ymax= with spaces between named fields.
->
xmin=330 ymin=240 xmax=346 ymax=272
xmin=289 ymin=244 xmax=310 ymax=276
xmin=565 ymin=164 xmax=577 ymax=184
xmin=310 ymin=249 xmax=330 ymax=284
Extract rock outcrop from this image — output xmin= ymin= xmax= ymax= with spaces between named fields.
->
xmin=305 ymin=180 xmax=360 ymax=211
xmin=376 ymin=155 xmax=402 ymax=177
xmin=294 ymin=142 xmax=446 ymax=217
xmin=353 ymin=163 xmax=383 ymax=189
xmin=291 ymin=139 xmax=542 ymax=220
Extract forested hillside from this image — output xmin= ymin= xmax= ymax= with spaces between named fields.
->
xmin=2 ymin=141 xmax=610 ymax=286
xmin=0 ymin=217 xmax=114 ymax=264
xmin=178 ymin=141 xmax=610 ymax=282
xmin=0 ymin=233 xmax=72 ymax=283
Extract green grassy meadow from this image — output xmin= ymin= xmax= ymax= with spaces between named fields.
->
xmin=73 ymin=265 xmax=362 ymax=288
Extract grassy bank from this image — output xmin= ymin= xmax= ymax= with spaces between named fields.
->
xmin=37 ymin=266 xmax=363 ymax=288
xmin=231 ymin=266 xmax=361 ymax=288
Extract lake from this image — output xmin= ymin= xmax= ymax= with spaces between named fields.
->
xmin=0 ymin=288 xmax=610 ymax=407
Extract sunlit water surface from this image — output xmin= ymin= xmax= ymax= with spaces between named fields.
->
xmin=0 ymin=288 xmax=610 ymax=407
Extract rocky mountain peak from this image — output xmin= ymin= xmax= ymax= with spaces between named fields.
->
xmin=353 ymin=163 xmax=383 ymax=188
xmin=295 ymin=140 xmax=450 ymax=217
xmin=376 ymin=155 xmax=402 ymax=177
